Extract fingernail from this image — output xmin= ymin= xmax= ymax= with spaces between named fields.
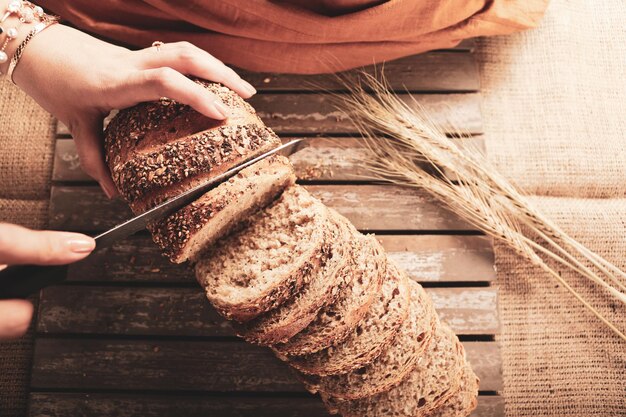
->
xmin=241 ymin=80 xmax=257 ymax=96
xmin=214 ymin=101 xmax=230 ymax=119
xmin=100 ymin=182 xmax=117 ymax=199
xmin=66 ymin=237 xmax=96 ymax=254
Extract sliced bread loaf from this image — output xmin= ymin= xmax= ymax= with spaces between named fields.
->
xmin=104 ymin=81 xmax=280 ymax=213
xmin=323 ymin=323 xmax=466 ymax=417
xmin=237 ymin=210 xmax=357 ymax=345
xmin=287 ymin=261 xmax=411 ymax=376
xmin=425 ymin=363 xmax=479 ymax=417
xmin=195 ymin=185 xmax=332 ymax=322
xmin=272 ymin=233 xmax=387 ymax=356
xmin=301 ymin=280 xmax=436 ymax=400
xmin=148 ymin=155 xmax=296 ymax=263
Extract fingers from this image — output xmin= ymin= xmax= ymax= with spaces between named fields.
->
xmin=137 ymin=41 xmax=256 ymax=99
xmin=70 ymin=116 xmax=118 ymax=199
xmin=121 ymin=67 xmax=233 ymax=120
xmin=0 ymin=300 xmax=33 ymax=339
xmin=0 ymin=223 xmax=95 ymax=265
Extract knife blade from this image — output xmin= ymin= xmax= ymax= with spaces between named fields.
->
xmin=94 ymin=139 xmax=304 ymax=248
xmin=0 ymin=139 xmax=304 ymax=299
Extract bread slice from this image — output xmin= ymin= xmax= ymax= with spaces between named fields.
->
xmin=237 ymin=210 xmax=357 ymax=345
xmin=195 ymin=185 xmax=332 ymax=322
xmin=288 ymin=260 xmax=411 ymax=376
xmin=148 ymin=155 xmax=296 ymax=263
xmin=300 ymin=280 xmax=436 ymax=400
xmin=425 ymin=363 xmax=479 ymax=417
xmin=323 ymin=323 xmax=466 ymax=417
xmin=104 ymin=81 xmax=280 ymax=213
xmin=272 ymin=233 xmax=387 ymax=356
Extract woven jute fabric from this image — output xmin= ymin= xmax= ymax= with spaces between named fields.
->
xmin=0 ymin=81 xmax=55 ymax=416
xmin=478 ymin=0 xmax=626 ymax=199
xmin=494 ymin=198 xmax=626 ymax=416
xmin=0 ymin=80 xmax=55 ymax=200
xmin=478 ymin=0 xmax=626 ymax=415
xmin=0 ymin=199 xmax=49 ymax=229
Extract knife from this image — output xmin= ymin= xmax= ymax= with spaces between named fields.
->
xmin=0 ymin=139 xmax=305 ymax=299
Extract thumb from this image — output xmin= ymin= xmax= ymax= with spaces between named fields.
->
xmin=71 ymin=116 xmax=119 ymax=199
xmin=0 ymin=300 xmax=33 ymax=339
xmin=0 ymin=223 xmax=95 ymax=265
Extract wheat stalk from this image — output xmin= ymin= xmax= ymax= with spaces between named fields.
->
xmin=339 ymin=74 xmax=626 ymax=341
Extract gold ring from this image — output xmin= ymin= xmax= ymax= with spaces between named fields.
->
xmin=152 ymin=41 xmax=164 ymax=51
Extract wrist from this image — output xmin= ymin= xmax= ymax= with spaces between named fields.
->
xmin=0 ymin=0 xmax=55 ymax=80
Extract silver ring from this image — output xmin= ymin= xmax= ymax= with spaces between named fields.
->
xmin=152 ymin=41 xmax=164 ymax=52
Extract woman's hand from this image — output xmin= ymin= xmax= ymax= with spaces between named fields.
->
xmin=12 ymin=24 xmax=257 ymax=198
xmin=0 ymin=223 xmax=95 ymax=339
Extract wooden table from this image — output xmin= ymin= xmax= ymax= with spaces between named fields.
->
xmin=30 ymin=40 xmax=504 ymax=416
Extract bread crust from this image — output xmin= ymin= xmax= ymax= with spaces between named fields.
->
xmin=288 ymin=260 xmax=411 ymax=376
xmin=272 ymin=234 xmax=387 ymax=356
xmin=299 ymin=280 xmax=437 ymax=400
xmin=424 ymin=363 xmax=479 ymax=417
xmin=322 ymin=324 xmax=466 ymax=417
xmin=237 ymin=211 xmax=356 ymax=345
xmin=148 ymin=155 xmax=295 ymax=263
xmin=196 ymin=186 xmax=335 ymax=323
xmin=104 ymin=81 xmax=260 ymax=166
xmin=103 ymin=81 xmax=280 ymax=213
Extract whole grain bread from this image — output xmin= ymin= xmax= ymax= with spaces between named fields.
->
xmin=238 ymin=210 xmax=357 ymax=345
xmin=104 ymin=81 xmax=280 ymax=213
xmin=148 ymin=155 xmax=296 ymax=263
xmin=195 ymin=185 xmax=332 ymax=323
xmin=272 ymin=233 xmax=387 ymax=356
xmin=287 ymin=261 xmax=411 ymax=376
xmin=425 ymin=363 xmax=479 ymax=417
xmin=300 ymin=280 xmax=436 ymax=400
xmin=323 ymin=323 xmax=466 ymax=417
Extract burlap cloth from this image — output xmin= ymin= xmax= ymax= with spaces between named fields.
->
xmin=477 ymin=0 xmax=626 ymax=415
xmin=1 ymin=0 xmax=626 ymax=415
xmin=0 ymin=80 xmax=55 ymax=417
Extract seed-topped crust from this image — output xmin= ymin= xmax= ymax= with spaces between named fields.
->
xmin=114 ymin=123 xmax=280 ymax=212
xmin=103 ymin=80 xmax=278 ymax=213
xmin=104 ymin=81 xmax=259 ymax=164
xmin=148 ymin=155 xmax=296 ymax=263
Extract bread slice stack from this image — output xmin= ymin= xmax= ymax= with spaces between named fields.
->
xmin=104 ymin=81 xmax=478 ymax=417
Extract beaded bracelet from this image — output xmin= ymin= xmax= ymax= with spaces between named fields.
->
xmin=0 ymin=1 xmax=56 ymax=79
xmin=0 ymin=1 xmax=47 ymax=63
xmin=7 ymin=17 xmax=56 ymax=82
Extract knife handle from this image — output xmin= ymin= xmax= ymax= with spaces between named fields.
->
xmin=0 ymin=264 xmax=68 ymax=299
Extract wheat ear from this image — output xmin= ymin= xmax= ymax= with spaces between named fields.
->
xmin=339 ymin=74 xmax=626 ymax=341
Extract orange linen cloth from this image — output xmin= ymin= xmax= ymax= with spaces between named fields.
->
xmin=39 ymin=0 xmax=548 ymax=73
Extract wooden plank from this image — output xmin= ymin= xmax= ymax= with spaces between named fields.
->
xmin=37 ymin=287 xmax=498 ymax=337
xmin=48 ymin=185 xmax=473 ymax=232
xmin=31 ymin=339 xmax=501 ymax=392
xmin=57 ymin=93 xmax=483 ymax=136
xmin=29 ymin=393 xmax=502 ymax=417
xmin=237 ymin=52 xmax=479 ymax=92
xmin=64 ymin=234 xmax=494 ymax=284
xmin=378 ymin=235 xmax=494 ymax=283
xmin=249 ymin=93 xmax=483 ymax=135
xmin=288 ymin=136 xmax=485 ymax=181
xmin=53 ymin=136 xmax=485 ymax=183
